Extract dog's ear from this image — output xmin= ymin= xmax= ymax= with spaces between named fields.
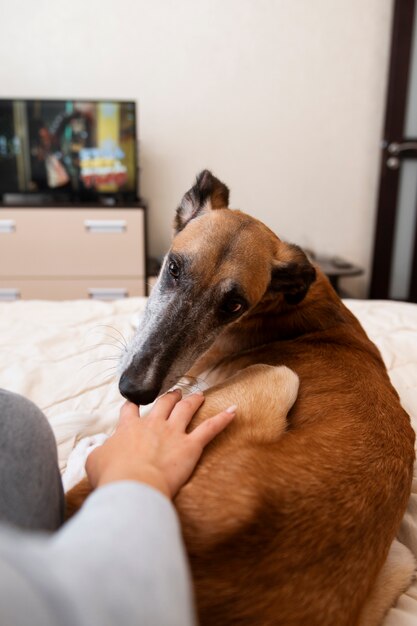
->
xmin=174 ymin=170 xmax=230 ymax=233
xmin=269 ymin=243 xmax=316 ymax=304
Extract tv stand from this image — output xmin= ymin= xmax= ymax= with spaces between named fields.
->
xmin=0 ymin=203 xmax=147 ymax=301
xmin=1 ymin=193 xmax=141 ymax=208
xmin=2 ymin=193 xmax=69 ymax=206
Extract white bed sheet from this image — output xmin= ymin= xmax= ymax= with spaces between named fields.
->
xmin=0 ymin=298 xmax=146 ymax=474
xmin=0 ymin=296 xmax=416 ymax=624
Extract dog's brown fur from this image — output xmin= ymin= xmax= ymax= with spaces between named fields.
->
xmin=67 ymin=172 xmax=415 ymax=626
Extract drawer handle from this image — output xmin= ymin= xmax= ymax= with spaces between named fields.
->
xmin=0 ymin=220 xmax=16 ymax=234
xmin=84 ymin=219 xmax=127 ymax=234
xmin=0 ymin=288 xmax=20 ymax=301
xmin=88 ymin=288 xmax=129 ymax=300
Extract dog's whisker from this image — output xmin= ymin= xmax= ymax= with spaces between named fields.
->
xmin=105 ymin=324 xmax=128 ymax=346
xmin=85 ymin=327 xmax=127 ymax=352
xmin=78 ymin=342 xmax=123 ymax=356
xmin=95 ymin=333 xmax=126 ymax=351
xmin=84 ymin=365 xmax=118 ymax=387
xmin=78 ymin=356 xmax=121 ymax=373
xmin=83 ymin=327 xmax=125 ymax=350
xmin=95 ymin=324 xmax=128 ymax=348
xmin=91 ymin=342 xmax=122 ymax=354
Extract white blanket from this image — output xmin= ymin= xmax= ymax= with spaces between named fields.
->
xmin=0 ymin=297 xmax=416 ymax=624
xmin=0 ymin=298 xmax=146 ymax=476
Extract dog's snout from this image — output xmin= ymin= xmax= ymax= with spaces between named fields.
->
xmin=119 ymin=372 xmax=158 ymax=406
xmin=118 ymin=372 xmax=140 ymax=404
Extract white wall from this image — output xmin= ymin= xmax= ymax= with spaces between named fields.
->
xmin=0 ymin=0 xmax=393 ymax=296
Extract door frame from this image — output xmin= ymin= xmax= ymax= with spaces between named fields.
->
xmin=369 ymin=0 xmax=416 ymax=300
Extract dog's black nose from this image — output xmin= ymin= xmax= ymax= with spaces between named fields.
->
xmin=119 ymin=372 xmax=158 ymax=406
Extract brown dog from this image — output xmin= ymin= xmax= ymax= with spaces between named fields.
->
xmin=68 ymin=171 xmax=415 ymax=626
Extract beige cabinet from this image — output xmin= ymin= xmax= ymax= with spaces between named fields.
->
xmin=0 ymin=207 xmax=146 ymax=300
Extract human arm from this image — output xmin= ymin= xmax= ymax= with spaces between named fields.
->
xmin=0 ymin=392 xmax=236 ymax=626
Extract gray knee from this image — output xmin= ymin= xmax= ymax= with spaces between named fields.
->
xmin=0 ymin=389 xmax=64 ymax=531
xmin=0 ymin=389 xmax=56 ymax=448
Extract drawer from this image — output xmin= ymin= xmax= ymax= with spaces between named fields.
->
xmin=0 ymin=208 xmax=145 ymax=278
xmin=0 ymin=278 xmax=145 ymax=301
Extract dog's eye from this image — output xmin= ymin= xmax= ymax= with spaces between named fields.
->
xmin=168 ymin=261 xmax=180 ymax=279
xmin=221 ymin=299 xmax=243 ymax=315
xmin=228 ymin=301 xmax=242 ymax=313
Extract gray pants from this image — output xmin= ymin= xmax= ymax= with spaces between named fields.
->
xmin=0 ymin=389 xmax=64 ymax=532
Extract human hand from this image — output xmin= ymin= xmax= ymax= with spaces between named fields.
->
xmin=85 ymin=390 xmax=236 ymax=499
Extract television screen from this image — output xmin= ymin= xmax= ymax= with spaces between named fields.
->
xmin=0 ymin=99 xmax=138 ymax=202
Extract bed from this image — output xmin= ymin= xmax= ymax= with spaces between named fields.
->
xmin=0 ymin=296 xmax=416 ymax=624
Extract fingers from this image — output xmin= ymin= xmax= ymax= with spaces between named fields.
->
xmin=147 ymin=389 xmax=183 ymax=421
xmin=168 ymin=391 xmax=205 ymax=429
xmin=190 ymin=405 xmax=237 ymax=448
xmin=118 ymin=401 xmax=140 ymax=427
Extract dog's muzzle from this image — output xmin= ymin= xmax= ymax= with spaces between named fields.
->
xmin=119 ymin=371 xmax=158 ymax=406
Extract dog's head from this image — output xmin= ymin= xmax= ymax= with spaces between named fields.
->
xmin=119 ymin=170 xmax=316 ymax=404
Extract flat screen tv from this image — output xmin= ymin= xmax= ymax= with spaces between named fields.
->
xmin=0 ymin=99 xmax=138 ymax=205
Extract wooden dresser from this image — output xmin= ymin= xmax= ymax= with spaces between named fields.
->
xmin=0 ymin=205 xmax=147 ymax=300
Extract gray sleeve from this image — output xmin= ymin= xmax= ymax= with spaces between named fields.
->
xmin=0 ymin=482 xmax=196 ymax=626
